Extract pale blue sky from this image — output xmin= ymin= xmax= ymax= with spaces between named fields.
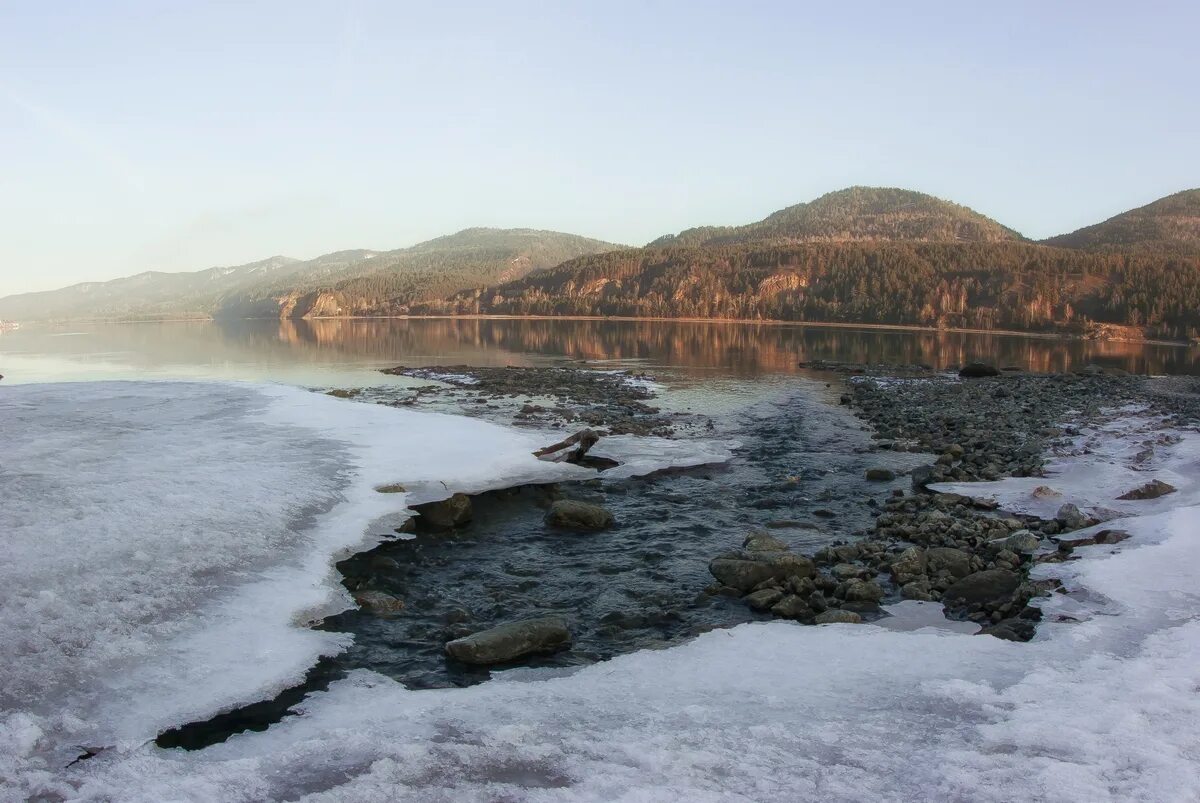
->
xmin=1 ymin=1 xmax=1197 ymax=295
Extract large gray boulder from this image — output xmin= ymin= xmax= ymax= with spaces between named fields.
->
xmin=709 ymin=551 xmax=816 ymax=593
xmin=444 ymin=616 xmax=571 ymax=665
xmin=545 ymin=500 xmax=614 ymax=530
xmin=942 ymin=569 xmax=1021 ymax=608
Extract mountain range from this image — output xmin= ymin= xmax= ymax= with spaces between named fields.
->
xmin=0 ymin=229 xmax=623 ymax=322
xmin=3 ymin=186 xmax=1198 ymax=340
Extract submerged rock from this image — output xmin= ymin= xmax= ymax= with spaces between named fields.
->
xmin=865 ymin=468 xmax=896 ymax=481
xmin=352 ymin=590 xmax=406 ymax=615
xmin=545 ymin=499 xmax=615 ymax=530
xmin=444 ymin=616 xmax=571 ymax=665
xmin=742 ymin=532 xmax=790 ymax=552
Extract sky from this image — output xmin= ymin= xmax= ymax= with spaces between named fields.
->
xmin=1 ymin=1 xmax=1197 ymax=297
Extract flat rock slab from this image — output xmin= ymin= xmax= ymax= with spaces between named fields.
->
xmin=445 ymin=616 xmax=572 ymax=665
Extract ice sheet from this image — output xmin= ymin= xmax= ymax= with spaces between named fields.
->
xmin=0 ymin=380 xmax=734 ymax=795
xmin=5 ymin=387 xmax=1200 ymax=801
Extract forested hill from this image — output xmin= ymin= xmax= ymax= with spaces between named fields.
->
xmin=0 ymin=229 xmax=623 ymax=321
xmin=414 ymin=241 xmax=1200 ymax=342
xmin=1041 ymin=189 xmax=1200 ymax=256
xmin=648 ymin=187 xmax=1024 ymax=248
xmin=212 ymin=228 xmax=625 ymax=319
xmin=6 ymin=187 xmax=1200 ymax=336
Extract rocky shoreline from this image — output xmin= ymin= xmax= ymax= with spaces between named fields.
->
xmin=375 ymin=364 xmax=688 ymax=436
xmin=708 ymin=367 xmax=1200 ymax=640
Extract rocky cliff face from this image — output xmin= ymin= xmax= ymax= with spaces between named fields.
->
xmin=274 ymin=290 xmax=347 ymax=319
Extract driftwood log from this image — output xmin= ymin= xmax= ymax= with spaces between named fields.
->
xmin=534 ymin=429 xmax=600 ymax=464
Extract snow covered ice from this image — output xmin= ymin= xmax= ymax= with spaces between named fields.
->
xmin=3 ymin=381 xmax=1200 ymax=801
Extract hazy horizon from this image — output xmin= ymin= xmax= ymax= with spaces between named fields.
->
xmin=3 ymin=1 xmax=1198 ymax=297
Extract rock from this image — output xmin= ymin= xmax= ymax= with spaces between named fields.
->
xmin=832 ymin=562 xmax=868 ymax=580
xmin=709 ymin=552 xmax=817 ymax=593
xmin=786 ymin=575 xmax=817 ymax=597
xmin=352 ymin=590 xmax=406 ymax=615
xmin=958 ymin=363 xmax=1000 ymax=378
xmin=375 ymin=483 xmax=407 ymax=494
xmin=742 ymin=532 xmax=789 ymax=552
xmin=999 ymin=530 xmax=1041 ymax=554
xmin=413 ymin=493 xmax=473 ymax=530
xmin=545 ymin=500 xmax=614 ymax=530
xmin=1117 ymin=479 xmax=1177 ymax=501
xmin=1064 ymin=528 xmax=1132 ymax=547
xmin=942 ymin=569 xmax=1021 ymax=608
xmin=444 ymin=616 xmax=571 ymax=665
xmin=1094 ymin=529 xmax=1132 ymax=545
xmin=842 ymin=579 xmax=885 ymax=603
xmin=1055 ymin=503 xmax=1092 ymax=532
xmin=911 ymin=465 xmax=937 ymax=490
xmin=443 ymin=607 xmax=472 ymax=624
xmin=814 ymin=610 xmax=863 ymax=624
xmin=865 ymin=468 xmax=896 ymax=481
xmin=979 ymin=618 xmax=1036 ymax=641
xmin=925 ymin=547 xmax=972 ymax=579
xmin=889 ymin=546 xmax=927 ymax=585
xmin=745 ymin=588 xmax=785 ymax=611
xmin=770 ymin=595 xmax=813 ymax=620
xmin=326 ymin=388 xmax=361 ymax=398
xmin=807 ymin=591 xmax=828 ymax=612
xmin=901 ymin=581 xmax=933 ymax=601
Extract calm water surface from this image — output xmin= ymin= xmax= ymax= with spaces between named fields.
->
xmin=2 ymin=317 xmax=1197 ymax=385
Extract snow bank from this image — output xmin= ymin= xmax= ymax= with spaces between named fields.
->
xmin=5 ymin=387 xmax=1199 ymax=801
xmin=0 ymin=380 xmax=733 ymax=797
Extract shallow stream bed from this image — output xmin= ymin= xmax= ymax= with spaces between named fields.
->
xmin=324 ymin=378 xmax=928 ymax=690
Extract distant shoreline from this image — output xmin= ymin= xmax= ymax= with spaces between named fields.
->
xmin=21 ymin=313 xmax=1190 ymax=348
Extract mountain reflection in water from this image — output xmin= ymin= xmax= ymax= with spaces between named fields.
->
xmin=2 ymin=317 xmax=1197 ymax=383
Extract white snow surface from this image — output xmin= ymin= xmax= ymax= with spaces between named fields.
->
xmin=0 ymin=380 xmax=731 ymax=798
xmin=4 ymin=386 xmax=1200 ymax=801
